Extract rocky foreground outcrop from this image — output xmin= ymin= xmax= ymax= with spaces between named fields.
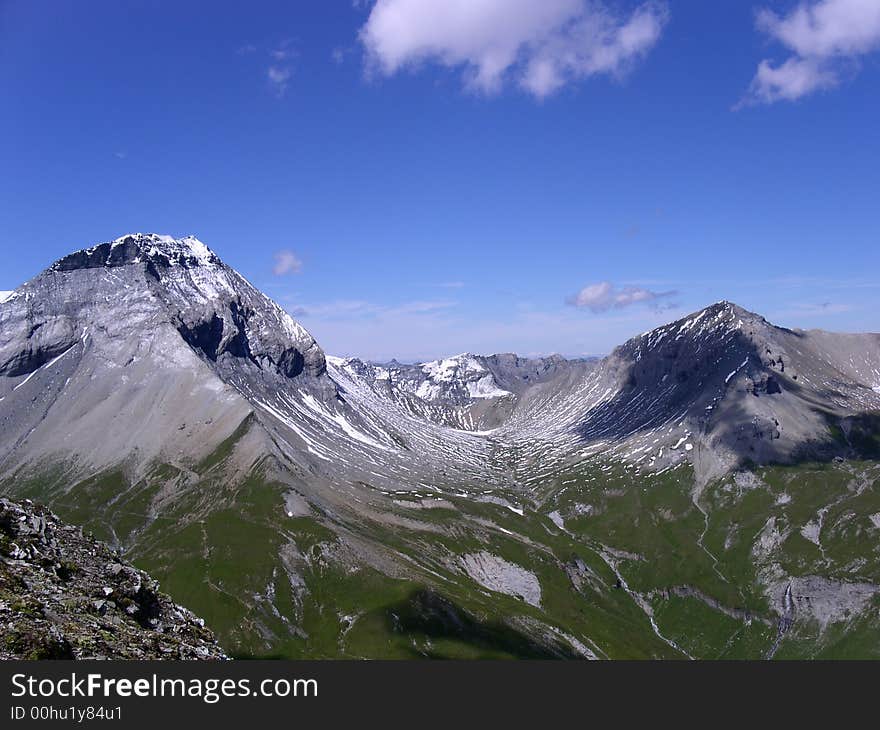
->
xmin=0 ymin=497 xmax=225 ymax=659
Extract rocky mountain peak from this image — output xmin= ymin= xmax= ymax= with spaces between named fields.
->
xmin=50 ymin=232 xmax=222 ymax=273
xmin=616 ymin=300 xmax=775 ymax=363
xmin=0 ymin=232 xmax=330 ymax=427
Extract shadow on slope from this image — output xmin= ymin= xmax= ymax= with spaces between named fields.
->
xmin=571 ymin=319 xmax=880 ymax=469
xmin=707 ymin=394 xmax=880 ymax=470
xmin=380 ymin=589 xmax=583 ymax=660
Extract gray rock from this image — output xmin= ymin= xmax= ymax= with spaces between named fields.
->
xmin=0 ymin=497 xmax=226 ymax=660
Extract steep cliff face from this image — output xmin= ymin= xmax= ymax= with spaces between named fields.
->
xmin=0 ymin=233 xmax=334 ymax=478
xmin=3 ymin=232 xmax=327 ymax=382
xmin=577 ymin=301 xmax=880 ymax=480
xmin=0 ymin=497 xmax=225 ymax=659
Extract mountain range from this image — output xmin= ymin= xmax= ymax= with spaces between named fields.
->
xmin=1 ymin=233 xmax=879 ymax=659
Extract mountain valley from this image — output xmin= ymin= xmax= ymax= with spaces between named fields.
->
xmin=1 ymin=233 xmax=879 ymax=659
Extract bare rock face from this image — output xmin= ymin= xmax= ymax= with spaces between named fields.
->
xmin=0 ymin=497 xmax=226 ymax=659
xmin=504 ymin=301 xmax=880 ymax=484
xmin=0 ymin=233 xmax=334 ymax=478
xmin=5 ymin=232 xmax=327 ymax=382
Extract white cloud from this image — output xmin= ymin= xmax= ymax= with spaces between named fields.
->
xmin=567 ymin=281 xmax=676 ymax=312
xmin=359 ymin=0 xmax=668 ymax=99
xmin=272 ymin=250 xmax=303 ymax=276
xmin=743 ymin=0 xmax=880 ymax=104
xmin=747 ymin=56 xmax=838 ymax=103
xmin=758 ymin=0 xmax=880 ymax=57
xmin=267 ymin=40 xmax=297 ymax=97
xmin=267 ymin=66 xmax=292 ymax=97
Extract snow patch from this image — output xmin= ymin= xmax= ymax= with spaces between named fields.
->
xmin=467 ymin=374 xmax=510 ymax=399
xmin=459 ymin=552 xmax=541 ymax=607
xmin=414 ymin=354 xmax=511 ymax=400
xmin=725 ymin=358 xmax=750 ymax=384
xmin=415 ymin=380 xmax=442 ymax=400
xmin=115 ymin=233 xmax=217 ymax=266
xmin=328 ymin=411 xmax=391 ymax=451
xmin=421 ymin=354 xmax=484 ymax=382
xmin=801 ymin=520 xmax=821 ymax=546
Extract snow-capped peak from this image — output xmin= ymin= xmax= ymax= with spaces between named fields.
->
xmin=51 ymin=233 xmax=223 ymax=275
xmin=413 ymin=354 xmax=511 ymax=400
xmin=420 ymin=353 xmax=486 ymax=382
xmin=0 ymin=290 xmax=14 ymax=304
xmin=112 ymin=233 xmax=219 ymax=266
xmin=632 ymin=300 xmax=765 ymax=354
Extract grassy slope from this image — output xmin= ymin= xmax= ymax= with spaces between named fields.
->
xmin=3 ymin=429 xmax=879 ymax=658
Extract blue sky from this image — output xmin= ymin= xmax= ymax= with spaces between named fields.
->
xmin=1 ymin=0 xmax=879 ymax=361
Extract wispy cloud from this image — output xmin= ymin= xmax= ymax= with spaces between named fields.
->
xmin=272 ymin=250 xmax=303 ymax=276
xmin=267 ymin=65 xmax=292 ymax=97
xmin=359 ymin=0 xmax=668 ymax=99
xmin=332 ymin=46 xmax=352 ymax=65
xmin=772 ymin=301 xmax=856 ymax=318
xmin=242 ymin=39 xmax=297 ymax=97
xmin=113 ymin=151 xmax=127 ymax=160
xmin=704 ymin=274 xmax=880 ymax=291
xmin=293 ymin=298 xmax=456 ymax=320
xmin=740 ymin=0 xmax=880 ymax=105
xmin=802 ymin=301 xmax=855 ymax=314
xmin=271 ymin=47 xmax=296 ymax=63
xmin=235 ymin=40 xmax=298 ymax=97
xmin=290 ymin=295 xmax=682 ymax=362
xmin=566 ymin=281 xmax=677 ymax=313
xmin=764 ymin=300 xmax=865 ymax=332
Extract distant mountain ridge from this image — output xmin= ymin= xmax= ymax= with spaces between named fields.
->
xmin=328 ymin=352 xmax=596 ymax=431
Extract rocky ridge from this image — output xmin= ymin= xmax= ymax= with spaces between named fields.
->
xmin=0 ymin=497 xmax=225 ymax=659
